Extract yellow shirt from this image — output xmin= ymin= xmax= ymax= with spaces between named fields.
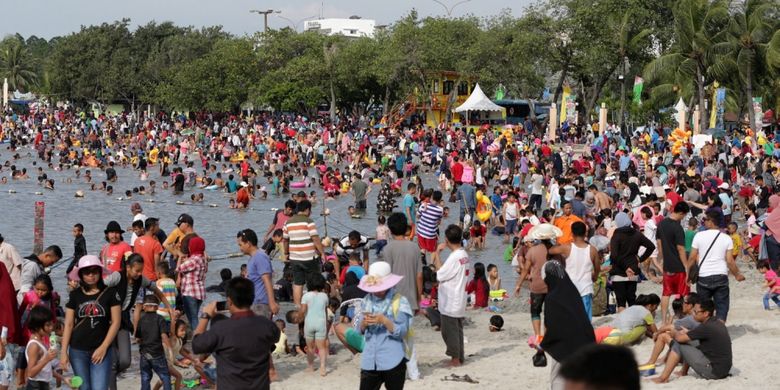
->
xmin=730 ymin=233 xmax=742 ymax=256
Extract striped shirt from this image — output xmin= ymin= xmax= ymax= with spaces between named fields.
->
xmin=417 ymin=202 xmax=444 ymax=239
xmin=283 ymin=214 xmax=320 ymax=261
xmin=156 ymin=277 xmax=177 ymax=321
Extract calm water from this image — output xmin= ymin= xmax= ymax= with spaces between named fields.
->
xmin=0 ymin=152 xmax=518 ymax=295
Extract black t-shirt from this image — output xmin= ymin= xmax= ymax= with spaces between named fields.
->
xmin=106 ymin=167 xmax=116 ymax=180
xmin=274 ymin=277 xmax=292 ymax=302
xmin=687 ymin=317 xmax=732 ymax=378
xmin=136 ymin=312 xmax=168 ymax=359
xmin=657 ymin=217 xmax=686 ymax=273
xmin=66 ymin=286 xmax=120 ymax=350
xmin=174 ymin=174 xmax=185 ymax=192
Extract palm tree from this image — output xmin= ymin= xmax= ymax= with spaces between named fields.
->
xmin=712 ymin=0 xmax=776 ymax=131
xmin=0 ymin=39 xmax=38 ymax=92
xmin=615 ymin=11 xmax=652 ymax=134
xmin=644 ymin=0 xmax=730 ymax=132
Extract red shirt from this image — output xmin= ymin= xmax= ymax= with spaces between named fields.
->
xmin=101 ymin=242 xmax=133 ymax=273
xmin=452 ymin=162 xmax=464 ymax=182
xmin=133 ymin=236 xmax=163 ymax=280
xmin=466 ymin=279 xmax=488 ymax=308
xmin=541 ymin=145 xmax=552 ymax=157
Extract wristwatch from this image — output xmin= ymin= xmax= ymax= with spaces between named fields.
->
xmin=199 ymin=312 xmax=211 ymax=320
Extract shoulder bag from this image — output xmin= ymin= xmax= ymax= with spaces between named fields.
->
xmin=687 ymin=232 xmax=720 ymax=284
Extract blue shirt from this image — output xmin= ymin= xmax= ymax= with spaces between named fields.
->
xmin=619 ymin=155 xmax=631 ymax=172
xmin=490 ymin=193 xmax=503 ymax=213
xmin=457 ymin=183 xmax=477 ymax=209
xmin=248 ymin=251 xmax=273 ymax=305
xmin=403 ymin=194 xmax=416 ymax=224
xmin=226 ymin=180 xmax=238 ymax=193
xmin=358 ymin=302 xmax=411 ymax=371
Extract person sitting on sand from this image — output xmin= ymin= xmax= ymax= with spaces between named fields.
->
xmin=652 ymin=299 xmax=733 ymax=383
xmin=594 ymin=294 xmax=659 ymax=346
xmin=641 ymin=293 xmax=700 ymax=368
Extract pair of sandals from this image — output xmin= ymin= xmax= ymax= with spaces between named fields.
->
xmin=441 ymin=373 xmax=479 ymax=384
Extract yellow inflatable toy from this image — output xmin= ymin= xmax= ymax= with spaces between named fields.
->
xmin=475 ymin=190 xmax=493 ymax=222
xmin=668 ymin=128 xmax=690 ymax=155
xmin=230 ymin=150 xmax=246 ymax=162
xmin=372 ymin=178 xmax=382 ymax=184
xmin=340 ymin=182 xmax=350 ymax=193
xmin=149 ymin=148 xmax=159 ymax=164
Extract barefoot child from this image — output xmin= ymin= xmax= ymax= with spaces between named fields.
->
xmin=758 ymin=261 xmax=780 ymax=310
xmin=298 ymin=274 xmax=329 ymax=376
xmin=24 ymin=306 xmax=64 ymax=388
xmin=136 ymin=295 xmax=173 ymax=390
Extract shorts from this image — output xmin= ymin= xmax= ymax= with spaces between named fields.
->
xmin=251 ymin=303 xmax=272 ymax=319
xmin=304 ymin=321 xmax=328 ymax=340
xmin=530 ymin=293 xmax=546 ymax=320
xmin=15 ymin=347 xmax=26 ymax=369
xmin=417 ymin=235 xmax=438 ymax=252
xmin=355 ymin=200 xmax=367 ymax=210
xmin=344 ymin=328 xmax=365 ymax=352
xmin=505 ymin=219 xmax=518 ymax=235
xmin=662 ymin=272 xmax=690 ymax=297
xmin=291 ymin=259 xmax=322 ymax=286
xmin=0 ymin=344 xmax=14 ymax=386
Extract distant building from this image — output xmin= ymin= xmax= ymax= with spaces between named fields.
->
xmin=303 ymin=18 xmax=376 ymax=38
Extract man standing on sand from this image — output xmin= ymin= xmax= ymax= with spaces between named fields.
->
xmin=351 ymin=174 xmax=370 ymax=210
xmin=433 ymin=225 xmax=470 ymax=367
xmin=283 ymin=200 xmax=327 ymax=306
xmin=656 ymin=201 xmax=691 ymax=324
xmin=379 ymin=212 xmax=423 ymax=380
xmin=549 ymin=222 xmax=600 ymax=321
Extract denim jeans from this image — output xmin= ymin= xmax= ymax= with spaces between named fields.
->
xmin=696 ymin=274 xmax=730 ymax=321
xmin=581 ymin=294 xmax=593 ymax=322
xmin=763 ymin=292 xmax=780 ymax=310
xmin=140 ymin=355 xmax=171 ymax=390
xmin=69 ymin=347 xmax=113 ymax=390
xmin=182 ymin=295 xmax=202 ymax=330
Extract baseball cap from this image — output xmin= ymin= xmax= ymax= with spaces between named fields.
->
xmin=176 ymin=213 xmax=194 ymax=227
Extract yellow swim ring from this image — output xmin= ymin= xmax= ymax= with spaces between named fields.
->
xmin=476 ymin=190 xmax=492 ymax=222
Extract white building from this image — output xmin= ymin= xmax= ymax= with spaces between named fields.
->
xmin=303 ymin=18 xmax=376 ymax=38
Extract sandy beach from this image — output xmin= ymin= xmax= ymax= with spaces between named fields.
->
xmin=110 ymin=260 xmax=779 ymax=390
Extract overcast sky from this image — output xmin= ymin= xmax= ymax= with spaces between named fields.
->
xmin=2 ymin=0 xmax=535 ymax=39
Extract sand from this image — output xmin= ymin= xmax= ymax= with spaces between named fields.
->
xmin=112 ymin=265 xmax=779 ymax=390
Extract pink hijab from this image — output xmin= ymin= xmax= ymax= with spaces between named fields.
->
xmin=765 ymin=195 xmax=780 ymax=235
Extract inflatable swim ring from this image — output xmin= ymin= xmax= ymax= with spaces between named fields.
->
xmin=340 ymin=182 xmax=350 ymax=193
xmin=204 ymin=184 xmax=219 ymax=191
xmin=476 ymin=191 xmax=492 ymax=222
xmin=372 ymin=178 xmax=381 ymax=184
xmin=290 ymin=181 xmax=307 ymax=189
xmin=489 ymin=289 xmax=507 ymax=301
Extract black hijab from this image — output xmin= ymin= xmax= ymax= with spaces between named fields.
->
xmin=539 ymin=260 xmax=595 ymax=362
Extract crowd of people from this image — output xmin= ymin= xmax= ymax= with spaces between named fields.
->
xmin=0 ymin=105 xmax=777 ymax=389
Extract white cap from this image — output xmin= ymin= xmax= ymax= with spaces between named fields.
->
xmin=718 ymin=183 xmax=729 ymax=190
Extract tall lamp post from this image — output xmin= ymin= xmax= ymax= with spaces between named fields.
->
xmin=250 ymin=9 xmax=277 ymax=32
xmin=431 ymin=0 xmax=472 ymax=17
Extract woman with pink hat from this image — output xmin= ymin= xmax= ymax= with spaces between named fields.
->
xmin=60 ymin=255 xmax=121 ymax=390
xmin=355 ymin=261 xmax=413 ymax=390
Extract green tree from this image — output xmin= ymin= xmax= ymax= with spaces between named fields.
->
xmin=0 ymin=38 xmax=39 ymax=92
xmin=713 ymin=0 xmax=778 ymax=130
xmin=644 ymin=0 xmax=730 ymax=132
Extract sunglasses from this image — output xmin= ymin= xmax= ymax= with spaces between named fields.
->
xmin=81 ymin=267 xmax=102 ymax=275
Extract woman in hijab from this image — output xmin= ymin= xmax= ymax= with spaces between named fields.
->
xmin=540 ymin=260 xmax=595 ymax=390
xmin=609 ymin=212 xmax=655 ymax=311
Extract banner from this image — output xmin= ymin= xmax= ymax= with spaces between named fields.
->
xmin=559 ymin=85 xmax=571 ymax=124
xmin=633 ymin=76 xmax=643 ymax=105
xmin=715 ymin=87 xmax=726 ymax=130
xmin=709 ymin=82 xmax=719 ymax=129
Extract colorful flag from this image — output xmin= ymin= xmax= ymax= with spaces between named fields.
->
xmin=633 ymin=76 xmax=643 ymax=105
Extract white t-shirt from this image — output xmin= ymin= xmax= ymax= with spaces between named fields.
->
xmin=691 ymin=229 xmax=733 ymax=277
xmin=130 ymin=213 xmax=147 ymax=246
xmin=531 ymin=174 xmax=544 ymax=195
xmin=437 ymin=248 xmax=470 ymax=318
xmin=566 ymin=244 xmax=594 ymax=296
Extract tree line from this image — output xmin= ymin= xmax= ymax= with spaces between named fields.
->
xmin=1 ymin=0 xmax=779 ymax=130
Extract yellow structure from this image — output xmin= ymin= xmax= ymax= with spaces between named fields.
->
xmin=421 ymin=71 xmax=478 ymax=127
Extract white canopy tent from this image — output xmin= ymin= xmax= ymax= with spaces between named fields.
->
xmin=454 ymin=83 xmax=505 ymax=120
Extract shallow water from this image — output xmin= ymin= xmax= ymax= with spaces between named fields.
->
xmin=0 ymin=151 xmax=518 ymax=297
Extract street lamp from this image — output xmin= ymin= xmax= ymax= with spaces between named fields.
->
xmin=432 ymin=0 xmax=472 ymax=17
xmin=250 ymin=9 xmax=278 ymax=33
